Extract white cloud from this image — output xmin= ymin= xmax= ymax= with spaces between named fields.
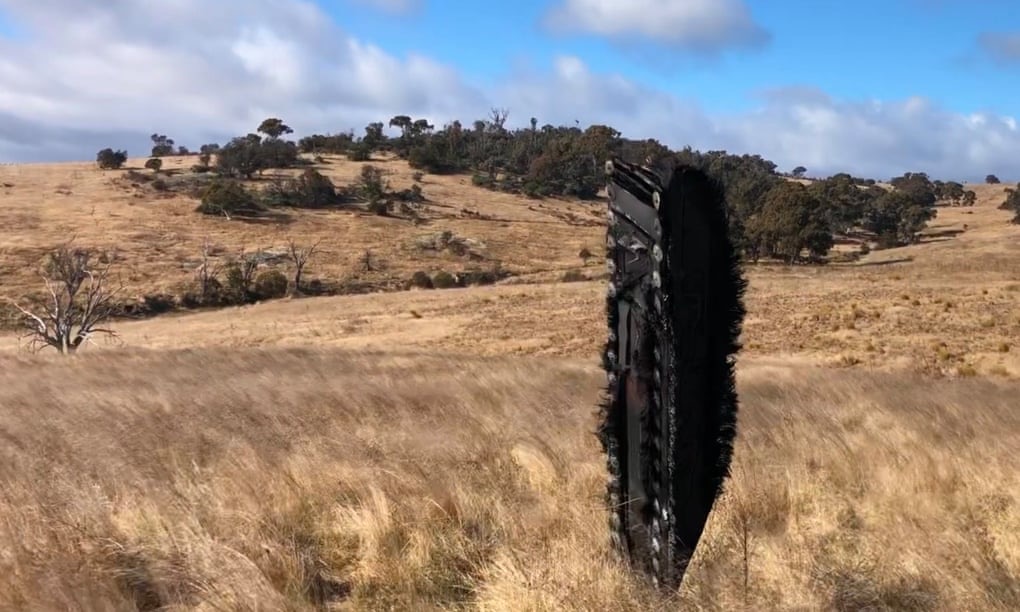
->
xmin=543 ymin=0 xmax=770 ymax=53
xmin=0 ymin=0 xmax=1018 ymax=182
xmin=0 ymin=0 xmax=485 ymax=156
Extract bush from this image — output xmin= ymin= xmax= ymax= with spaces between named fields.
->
xmin=409 ymin=271 xmax=433 ymax=289
xmin=222 ymin=263 xmax=251 ymax=303
xmin=412 ymin=171 xmax=425 ymax=182
xmin=394 ymin=184 xmax=425 ymax=203
xmin=254 ymin=269 xmax=288 ymax=299
xmin=141 ymin=294 xmax=175 ymax=314
xmin=96 ymin=148 xmax=128 ymax=169
xmin=359 ymin=165 xmax=389 ymax=214
xmin=347 ymin=143 xmax=371 ymax=161
xmin=295 ymin=169 xmax=340 ymax=207
xmin=195 ymin=179 xmax=263 ymax=216
xmin=432 ymin=271 xmax=458 ymax=289
xmin=144 ymin=158 xmax=163 ymax=173
xmin=458 ymin=268 xmax=503 ymax=286
xmin=262 ymin=169 xmax=340 ymax=208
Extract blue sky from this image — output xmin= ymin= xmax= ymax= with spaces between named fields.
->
xmin=325 ymin=0 xmax=1019 ymax=115
xmin=0 ymin=0 xmax=1018 ymax=180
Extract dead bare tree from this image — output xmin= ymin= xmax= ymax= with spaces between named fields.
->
xmin=211 ymin=246 xmax=266 ymax=304
xmin=3 ymin=244 xmax=121 ymax=354
xmin=489 ymin=107 xmax=509 ymax=131
xmin=286 ymin=238 xmax=321 ymax=295
xmin=196 ymin=237 xmax=222 ymax=303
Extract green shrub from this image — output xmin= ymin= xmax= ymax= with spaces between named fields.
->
xmin=392 ymin=184 xmax=425 ymax=205
xmin=195 ymin=180 xmax=263 ymax=216
xmin=409 ymin=271 xmax=433 ymax=289
xmin=347 ymin=143 xmax=371 ymax=161
xmin=432 ymin=271 xmax=458 ymax=289
xmin=262 ymin=169 xmax=340 ymax=208
xmin=142 ymin=294 xmax=175 ymax=314
xmin=96 ymin=148 xmax=128 ymax=169
xmin=254 ymin=269 xmax=288 ymax=299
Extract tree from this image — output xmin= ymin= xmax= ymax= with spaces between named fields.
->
xmin=3 ymin=244 xmax=121 ymax=354
xmin=889 ymin=172 xmax=936 ymax=207
xmin=363 ymin=122 xmax=385 ymax=151
xmin=865 ymin=190 xmax=936 ymax=245
xmin=791 ymin=166 xmax=807 ymax=178
xmin=359 ymin=165 xmax=389 ymax=214
xmin=150 ymin=133 xmax=175 ymax=157
xmin=808 ymin=173 xmax=875 ymax=235
xmin=1002 ymin=185 xmax=1020 ymax=224
xmin=144 ymin=158 xmax=163 ymax=174
xmin=986 ymin=174 xmax=1001 ymax=184
xmin=286 ymin=238 xmax=321 ymax=295
xmin=389 ymin=115 xmax=413 ymax=136
xmin=745 ymin=181 xmax=832 ymax=263
xmin=298 ymin=132 xmax=354 ymax=154
xmin=259 ymin=137 xmax=300 ymax=171
xmin=938 ymin=181 xmax=965 ymax=205
xmin=215 ymin=135 xmax=265 ymax=179
xmin=257 ymin=117 xmax=293 ymax=139
xmin=96 ymin=148 xmax=128 ymax=169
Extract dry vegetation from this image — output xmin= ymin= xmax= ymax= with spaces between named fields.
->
xmin=0 ymin=351 xmax=1016 ymax=611
xmin=0 ymin=155 xmax=604 ymax=302
xmin=0 ymin=156 xmax=1018 ymax=610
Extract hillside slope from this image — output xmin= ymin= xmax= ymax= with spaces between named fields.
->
xmin=0 ymin=154 xmax=606 ymax=300
xmin=3 ymin=157 xmax=1018 ymax=375
xmin=0 ymin=348 xmax=1015 ymax=610
xmin=1 ymin=157 xmax=1019 ymax=610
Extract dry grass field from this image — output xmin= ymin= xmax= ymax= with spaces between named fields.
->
xmin=0 ymin=156 xmax=1018 ymax=610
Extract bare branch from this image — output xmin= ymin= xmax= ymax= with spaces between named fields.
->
xmin=2 ymin=243 xmax=120 ymax=354
xmin=196 ymin=237 xmax=223 ymax=302
xmin=286 ymin=237 xmax=322 ymax=295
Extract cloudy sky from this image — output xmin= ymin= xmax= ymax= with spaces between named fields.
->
xmin=0 ymin=0 xmax=1018 ymax=181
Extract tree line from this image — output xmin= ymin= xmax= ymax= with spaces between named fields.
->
xmin=95 ymin=110 xmax=1000 ymax=264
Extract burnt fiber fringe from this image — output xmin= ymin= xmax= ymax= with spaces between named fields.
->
xmin=598 ymin=158 xmax=746 ymax=590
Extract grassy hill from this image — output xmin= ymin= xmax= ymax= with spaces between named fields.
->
xmin=0 ymin=156 xmax=1018 ymax=610
xmin=0 ymin=154 xmax=606 ymax=301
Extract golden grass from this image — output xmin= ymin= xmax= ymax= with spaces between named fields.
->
xmin=0 ymin=349 xmax=1015 ymax=610
xmin=3 ymin=157 xmax=1018 ymax=375
xmin=0 ymin=155 xmax=605 ymax=300
xmin=1 ymin=157 xmax=1020 ymax=609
